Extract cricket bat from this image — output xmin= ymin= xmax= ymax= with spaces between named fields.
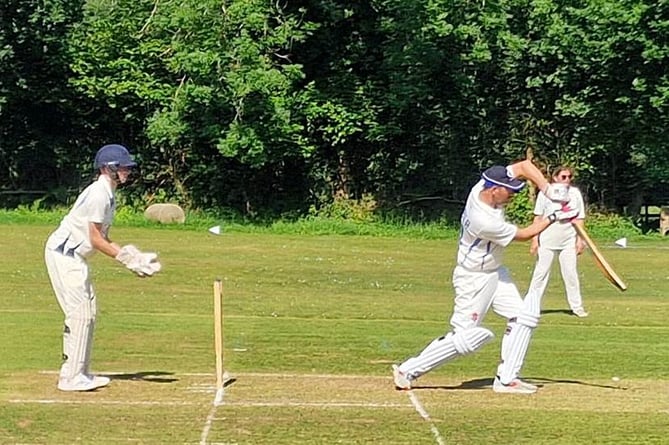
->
xmin=572 ymin=223 xmax=627 ymax=291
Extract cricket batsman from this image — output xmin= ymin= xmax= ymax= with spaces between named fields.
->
xmin=393 ymin=159 xmax=577 ymax=394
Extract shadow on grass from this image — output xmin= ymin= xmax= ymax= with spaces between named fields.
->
xmin=412 ymin=376 xmax=627 ymax=391
xmin=541 ymin=308 xmax=574 ymax=316
xmin=412 ymin=377 xmax=492 ymax=391
xmin=529 ymin=377 xmax=627 ymax=390
xmin=105 ymin=371 xmax=178 ymax=383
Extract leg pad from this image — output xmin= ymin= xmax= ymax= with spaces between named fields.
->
xmin=452 ymin=327 xmax=495 ymax=355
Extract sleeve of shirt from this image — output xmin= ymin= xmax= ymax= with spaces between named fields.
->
xmin=478 ymin=220 xmax=517 ymax=248
xmin=84 ymin=184 xmax=110 ymax=224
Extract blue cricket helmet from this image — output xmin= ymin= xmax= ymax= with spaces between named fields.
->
xmin=94 ymin=144 xmax=137 ymax=170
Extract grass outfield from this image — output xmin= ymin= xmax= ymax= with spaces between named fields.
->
xmin=0 ymin=223 xmax=667 ymax=444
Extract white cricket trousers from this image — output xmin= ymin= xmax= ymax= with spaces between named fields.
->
xmin=44 ymin=246 xmax=97 ymax=380
xmin=525 ymin=245 xmax=584 ymax=313
xmin=398 ymin=266 xmax=525 ymax=380
xmin=450 ymin=266 xmax=524 ymax=329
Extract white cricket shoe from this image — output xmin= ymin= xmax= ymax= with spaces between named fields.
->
xmin=493 ymin=376 xmax=537 ymax=394
xmin=58 ymin=374 xmax=110 ymax=392
xmin=573 ymin=308 xmax=589 ymax=318
xmin=392 ymin=365 xmax=412 ymax=390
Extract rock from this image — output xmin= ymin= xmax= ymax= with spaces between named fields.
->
xmin=144 ymin=203 xmax=186 ymax=224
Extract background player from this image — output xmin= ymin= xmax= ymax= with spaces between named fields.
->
xmin=527 ymin=166 xmax=588 ymax=317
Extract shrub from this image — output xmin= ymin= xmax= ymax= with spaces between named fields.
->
xmin=308 ymin=193 xmax=379 ymax=223
xmin=585 ymin=210 xmax=642 ymax=239
xmin=505 ymin=188 xmax=535 ymax=225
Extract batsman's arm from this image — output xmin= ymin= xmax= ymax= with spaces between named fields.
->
xmin=507 ymin=159 xmax=550 ymax=193
xmin=507 ymin=159 xmax=568 ymax=201
xmin=514 ymin=216 xmax=552 ymax=241
xmin=514 ymin=208 xmax=576 ymax=241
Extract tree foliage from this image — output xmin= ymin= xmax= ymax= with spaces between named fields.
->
xmin=1 ymin=0 xmax=668 ymax=220
xmin=0 ymin=0 xmax=88 ymax=202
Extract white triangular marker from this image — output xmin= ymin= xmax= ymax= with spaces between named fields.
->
xmin=614 ymin=237 xmax=627 ymax=248
xmin=208 ymin=225 xmax=221 ymax=235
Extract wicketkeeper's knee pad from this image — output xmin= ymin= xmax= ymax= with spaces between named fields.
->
xmin=452 ymin=327 xmax=495 ymax=355
xmin=515 ymin=311 xmax=540 ymax=329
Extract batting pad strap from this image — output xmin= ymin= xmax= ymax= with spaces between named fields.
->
xmin=515 ymin=311 xmax=540 ymax=329
xmin=452 ymin=327 xmax=495 ymax=355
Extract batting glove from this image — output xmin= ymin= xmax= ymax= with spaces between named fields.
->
xmin=543 ymin=183 xmax=571 ymax=203
xmin=547 ymin=207 xmax=579 ymax=223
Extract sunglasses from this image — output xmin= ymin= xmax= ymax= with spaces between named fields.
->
xmin=559 ymin=174 xmax=573 ymax=180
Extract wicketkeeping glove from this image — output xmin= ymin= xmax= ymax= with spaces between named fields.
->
xmin=116 ymin=245 xmax=162 ymax=277
xmin=138 ymin=252 xmax=162 ymax=276
xmin=543 ymin=183 xmax=571 ymax=203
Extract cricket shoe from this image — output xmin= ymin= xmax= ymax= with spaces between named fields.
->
xmin=58 ymin=374 xmax=111 ymax=392
xmin=492 ymin=376 xmax=537 ymax=394
xmin=572 ymin=308 xmax=589 ymax=318
xmin=392 ymin=365 xmax=412 ymax=390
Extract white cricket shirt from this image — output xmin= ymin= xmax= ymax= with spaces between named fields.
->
xmin=456 ymin=179 xmax=518 ymax=271
xmin=534 ymin=186 xmax=585 ymax=250
xmin=46 ymin=175 xmax=115 ymax=258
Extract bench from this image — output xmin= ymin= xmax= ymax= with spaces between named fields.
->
xmin=661 ymin=207 xmax=669 ymax=236
xmin=638 ymin=204 xmax=669 ymax=234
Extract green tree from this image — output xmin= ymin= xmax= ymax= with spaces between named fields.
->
xmin=0 ymin=0 xmax=89 ymax=205
xmin=68 ymin=0 xmax=317 ymax=213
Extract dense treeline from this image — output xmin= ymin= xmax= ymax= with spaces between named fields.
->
xmin=1 ymin=0 xmax=668 ymax=220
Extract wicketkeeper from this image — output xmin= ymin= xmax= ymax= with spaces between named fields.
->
xmin=44 ymin=144 xmax=161 ymax=391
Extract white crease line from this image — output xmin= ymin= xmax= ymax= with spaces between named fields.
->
xmin=9 ymin=398 xmax=410 ymax=409
xmin=211 ymin=372 xmax=387 ymax=379
xmin=11 ymin=396 xmax=666 ymax=415
xmin=408 ymin=391 xmax=446 ymax=445
xmin=224 ymin=401 xmax=410 ymax=408
xmin=37 ymin=370 xmax=391 ymax=380
xmin=9 ymin=399 xmax=196 ymax=406
xmin=0 ymin=308 xmax=443 ymax=322
xmin=200 ymin=385 xmax=225 ymax=445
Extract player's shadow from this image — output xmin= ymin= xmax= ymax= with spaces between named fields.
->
xmin=541 ymin=309 xmax=574 ymax=316
xmin=412 ymin=376 xmax=626 ymax=391
xmin=527 ymin=377 xmax=627 ymax=390
xmin=104 ymin=371 xmax=179 ymax=383
xmin=412 ymin=377 xmax=493 ymax=391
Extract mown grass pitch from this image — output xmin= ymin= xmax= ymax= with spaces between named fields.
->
xmin=0 ymin=224 xmax=667 ymax=444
